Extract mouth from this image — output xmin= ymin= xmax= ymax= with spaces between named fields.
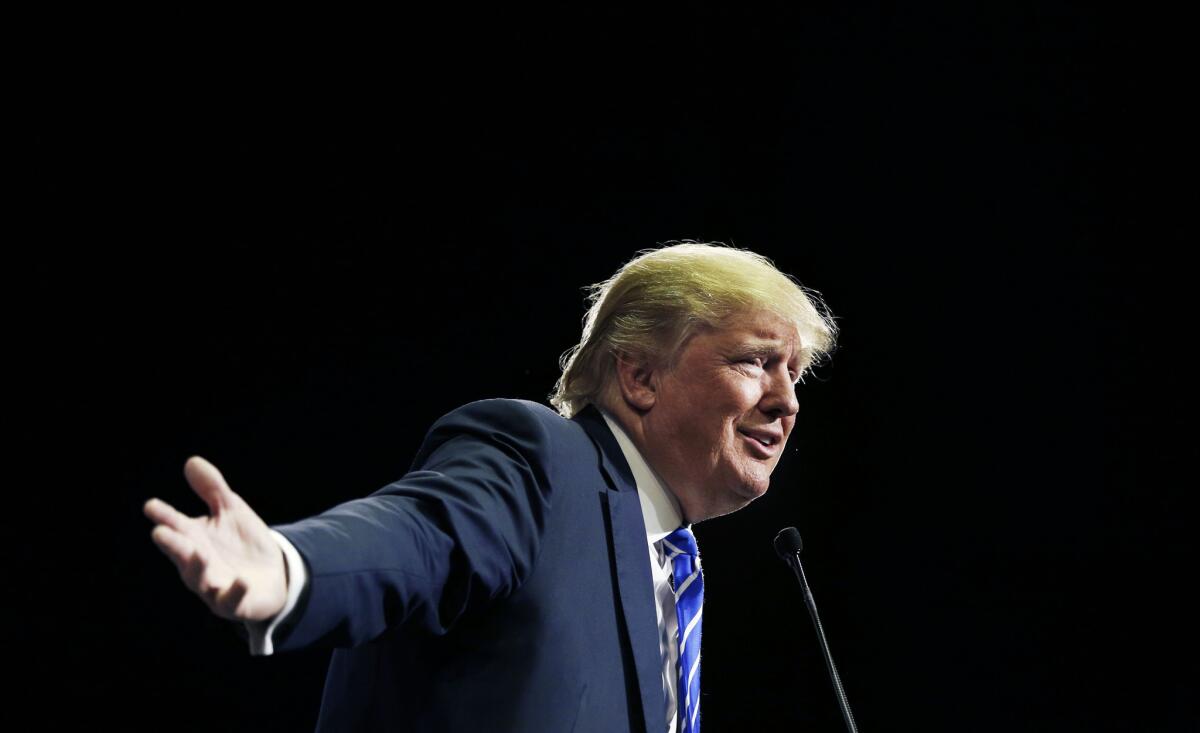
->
xmin=738 ymin=427 xmax=782 ymax=458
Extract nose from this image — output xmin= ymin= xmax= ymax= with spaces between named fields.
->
xmin=760 ymin=367 xmax=799 ymax=419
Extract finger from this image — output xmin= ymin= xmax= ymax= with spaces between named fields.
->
xmin=183 ymin=549 xmax=233 ymax=612
xmin=143 ymin=498 xmax=192 ymax=532
xmin=180 ymin=546 xmax=203 ymax=584
xmin=150 ymin=524 xmax=196 ymax=573
xmin=183 ymin=455 xmax=235 ymax=516
xmin=214 ymin=578 xmax=250 ymax=619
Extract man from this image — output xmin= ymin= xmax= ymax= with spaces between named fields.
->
xmin=144 ymin=242 xmax=836 ymax=732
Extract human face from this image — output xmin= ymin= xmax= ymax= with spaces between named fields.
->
xmin=641 ymin=311 xmax=802 ymax=523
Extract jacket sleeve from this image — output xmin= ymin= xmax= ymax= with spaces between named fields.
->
xmin=267 ymin=399 xmax=558 ymax=651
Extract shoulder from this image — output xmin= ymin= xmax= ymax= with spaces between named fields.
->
xmin=414 ymin=399 xmax=592 ymax=469
xmin=430 ymin=398 xmax=567 ymax=438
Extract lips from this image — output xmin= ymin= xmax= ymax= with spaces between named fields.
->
xmin=738 ymin=426 xmax=783 ymax=456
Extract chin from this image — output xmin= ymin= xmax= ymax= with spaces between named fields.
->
xmin=726 ymin=481 xmax=770 ymax=512
xmin=745 ymin=484 xmax=770 ymax=502
xmin=740 ymin=473 xmax=772 ymax=499
xmin=716 ymin=489 xmax=765 ymax=519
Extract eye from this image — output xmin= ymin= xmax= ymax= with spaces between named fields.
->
xmin=740 ymin=357 xmax=764 ymax=368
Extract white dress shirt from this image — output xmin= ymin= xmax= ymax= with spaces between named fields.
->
xmin=247 ymin=407 xmax=688 ymax=733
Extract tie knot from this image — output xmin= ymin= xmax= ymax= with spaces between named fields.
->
xmin=663 ymin=526 xmax=699 ymax=559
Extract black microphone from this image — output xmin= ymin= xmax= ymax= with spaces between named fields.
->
xmin=774 ymin=527 xmax=859 ymax=733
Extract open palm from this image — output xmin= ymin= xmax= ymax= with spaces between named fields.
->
xmin=144 ymin=456 xmax=288 ymax=622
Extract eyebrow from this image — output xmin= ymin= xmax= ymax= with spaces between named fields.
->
xmin=732 ymin=342 xmax=782 ymax=359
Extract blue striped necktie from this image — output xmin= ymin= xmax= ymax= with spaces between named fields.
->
xmin=663 ymin=526 xmax=704 ymax=733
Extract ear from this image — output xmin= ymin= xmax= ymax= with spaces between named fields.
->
xmin=614 ymin=352 xmax=658 ymax=412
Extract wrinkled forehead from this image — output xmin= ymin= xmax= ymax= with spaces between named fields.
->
xmin=663 ymin=311 xmax=802 ymax=367
xmin=710 ymin=308 xmax=803 ymax=344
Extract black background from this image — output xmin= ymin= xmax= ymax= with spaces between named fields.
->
xmin=23 ymin=4 xmax=1192 ymax=730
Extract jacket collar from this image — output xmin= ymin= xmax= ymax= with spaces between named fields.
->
xmin=573 ymin=402 xmax=669 ymax=733
xmin=574 ymin=403 xmax=638 ymax=494
xmin=596 ymin=408 xmax=683 ymax=542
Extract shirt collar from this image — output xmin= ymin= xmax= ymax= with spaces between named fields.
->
xmin=598 ymin=407 xmax=684 ymax=542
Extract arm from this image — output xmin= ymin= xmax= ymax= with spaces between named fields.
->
xmin=267 ymin=399 xmax=557 ymax=651
xmin=146 ymin=399 xmax=557 ymax=652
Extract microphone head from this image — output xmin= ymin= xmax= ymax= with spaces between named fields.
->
xmin=774 ymin=526 xmax=804 ymax=560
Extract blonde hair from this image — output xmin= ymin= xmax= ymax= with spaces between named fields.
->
xmin=550 ymin=242 xmax=837 ymax=418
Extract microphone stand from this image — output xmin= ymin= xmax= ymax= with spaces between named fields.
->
xmin=775 ymin=527 xmax=859 ymax=733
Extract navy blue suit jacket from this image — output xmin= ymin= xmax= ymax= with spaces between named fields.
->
xmin=271 ymin=399 xmax=668 ymax=732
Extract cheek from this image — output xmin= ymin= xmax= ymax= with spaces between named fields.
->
xmin=714 ymin=374 xmax=760 ymax=409
xmin=735 ymin=380 xmax=766 ymax=410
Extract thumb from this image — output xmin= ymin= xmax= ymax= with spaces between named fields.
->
xmin=183 ymin=455 xmax=235 ymax=516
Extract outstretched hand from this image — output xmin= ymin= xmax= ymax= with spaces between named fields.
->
xmin=144 ymin=456 xmax=288 ymax=622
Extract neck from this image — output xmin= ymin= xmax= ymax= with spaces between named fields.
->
xmin=595 ymin=395 xmax=695 ymax=524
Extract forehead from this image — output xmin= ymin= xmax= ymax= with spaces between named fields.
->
xmin=720 ymin=310 xmax=798 ymax=339
xmin=699 ymin=311 xmax=801 ymax=351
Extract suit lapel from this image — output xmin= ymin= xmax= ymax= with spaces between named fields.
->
xmin=576 ymin=406 xmax=665 ymax=733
